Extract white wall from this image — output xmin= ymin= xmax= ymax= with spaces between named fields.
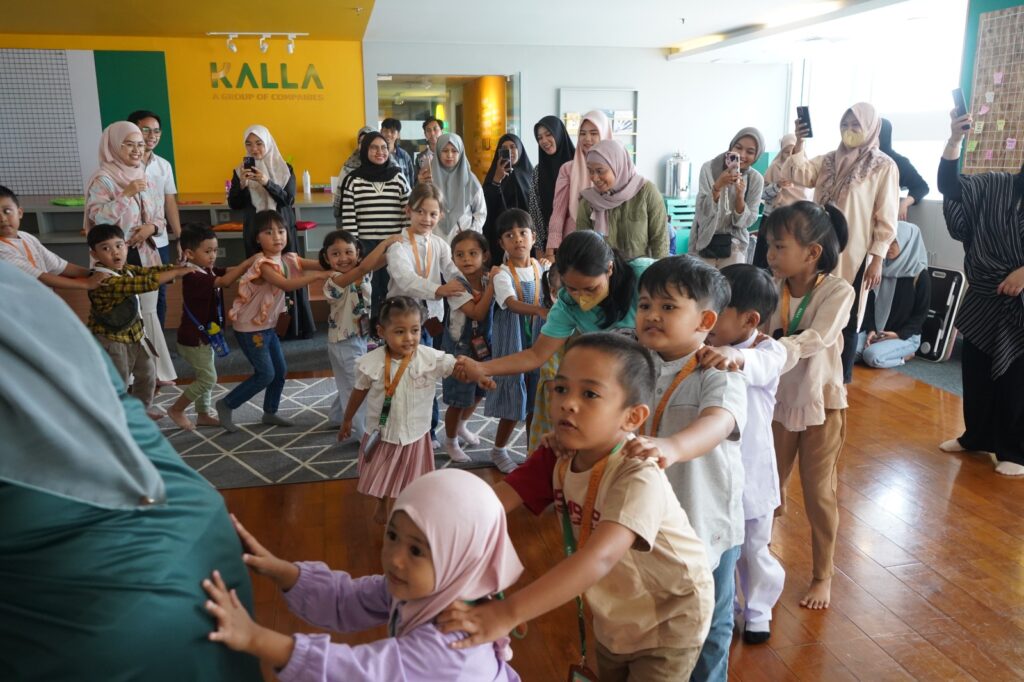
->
xmin=907 ymin=199 xmax=965 ymax=273
xmin=362 ymin=43 xmax=791 ymax=190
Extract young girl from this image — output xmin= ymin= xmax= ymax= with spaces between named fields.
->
xmin=202 ymin=469 xmax=524 ymax=681
xmin=527 ymin=267 xmax=564 ymax=453
xmin=763 ymin=201 xmax=856 ymax=610
xmin=215 ymin=210 xmax=332 ymax=433
xmin=441 ymin=230 xmax=496 ymax=463
xmin=320 ymin=229 xmax=402 ymax=435
xmin=340 ymin=296 xmax=467 ymax=524
xmin=485 ymin=208 xmax=549 ymax=474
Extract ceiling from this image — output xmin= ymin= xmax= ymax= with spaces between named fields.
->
xmin=2 ymin=0 xmax=374 ymax=40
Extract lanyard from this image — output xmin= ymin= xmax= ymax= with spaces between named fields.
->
xmin=0 ymin=237 xmax=37 ymax=269
xmin=647 ymin=354 xmax=699 ymax=436
xmin=379 ymin=349 xmax=413 ymax=427
xmin=781 ymin=273 xmax=825 ymax=336
xmin=509 ymin=259 xmax=541 ymax=343
xmin=407 ymin=229 xmax=432 ymax=279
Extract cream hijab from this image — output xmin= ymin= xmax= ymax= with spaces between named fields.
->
xmin=238 ymin=124 xmax=290 ymax=211
xmin=567 ymin=110 xmax=614 ymax=223
xmin=819 ymin=103 xmax=890 ymax=204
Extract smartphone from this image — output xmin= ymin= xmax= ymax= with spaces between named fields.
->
xmin=498 ymin=148 xmax=512 ymax=167
xmin=952 ymin=88 xmax=971 ymax=130
xmin=725 ymin=151 xmax=740 ymax=171
xmin=243 ymin=156 xmax=256 ymax=170
xmin=796 ymin=106 xmax=813 ymax=138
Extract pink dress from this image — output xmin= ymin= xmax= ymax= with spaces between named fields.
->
xmin=228 ymin=253 xmax=301 ymax=333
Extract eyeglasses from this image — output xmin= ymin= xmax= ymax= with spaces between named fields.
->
xmin=140 ymin=127 xmax=161 ymax=135
xmin=121 ymin=142 xmax=146 ymax=151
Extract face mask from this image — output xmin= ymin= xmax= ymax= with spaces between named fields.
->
xmin=841 ymin=130 xmax=865 ymax=148
xmin=576 ymin=285 xmax=608 ymax=312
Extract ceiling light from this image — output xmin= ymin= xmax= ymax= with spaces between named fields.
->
xmin=259 ymin=35 xmax=269 ymax=53
xmin=672 ymin=33 xmax=728 ymax=52
xmin=763 ymin=1 xmax=844 ymax=28
xmin=207 ymin=32 xmax=308 ymax=53
xmin=287 ymin=34 xmax=296 ymax=54
xmin=227 ymin=34 xmax=238 ymax=52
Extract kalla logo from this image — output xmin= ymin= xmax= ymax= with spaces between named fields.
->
xmin=210 ymin=62 xmax=324 ymax=89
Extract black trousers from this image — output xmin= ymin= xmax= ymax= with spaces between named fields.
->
xmin=958 ymin=338 xmax=1024 ymax=465
xmin=840 ymin=262 xmax=867 ymax=384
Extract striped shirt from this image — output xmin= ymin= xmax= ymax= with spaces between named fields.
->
xmin=939 ymin=158 xmax=1024 ymax=378
xmin=340 ymin=175 xmax=410 ymax=241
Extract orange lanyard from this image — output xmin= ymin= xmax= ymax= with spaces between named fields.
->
xmin=780 ymin=273 xmax=824 ymax=336
xmin=0 ymin=237 xmax=37 ymax=269
xmin=407 ymin=229 xmax=432 ymax=280
xmin=509 ymin=259 xmax=541 ymax=306
xmin=647 ymin=354 xmax=700 ymax=436
xmin=384 ymin=349 xmax=413 ymax=398
xmin=557 ymin=455 xmax=610 ymax=548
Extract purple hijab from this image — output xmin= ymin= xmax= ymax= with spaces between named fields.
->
xmin=579 ymin=139 xmax=646 ymax=236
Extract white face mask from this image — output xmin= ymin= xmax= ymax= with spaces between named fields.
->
xmin=842 ymin=130 xmax=865 ymax=148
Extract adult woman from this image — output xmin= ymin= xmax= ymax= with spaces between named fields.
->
xmin=527 ymin=115 xmax=575 ymax=252
xmin=785 ymin=102 xmax=899 ymax=382
xmin=333 ymin=125 xmax=375 ymax=227
xmin=753 ymin=133 xmax=813 ymax=268
xmin=691 ymin=127 xmax=766 ymax=268
xmin=429 ymin=132 xmax=486 ymax=242
xmin=228 ymin=124 xmax=315 ymax=338
xmin=879 ymin=119 xmax=930 ymax=221
xmin=482 ymin=133 xmax=533 ymax=262
xmin=546 ymin=110 xmax=613 ymax=257
xmin=84 ymin=121 xmax=176 ymax=397
xmin=576 ymin=139 xmax=668 ymax=259
xmin=937 ymin=110 xmax=1024 ymax=477
xmin=340 ymin=131 xmax=411 ymax=322
xmin=0 ymin=263 xmax=261 ymax=681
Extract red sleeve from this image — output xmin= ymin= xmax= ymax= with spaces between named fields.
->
xmin=504 ymin=447 xmax=557 ymax=515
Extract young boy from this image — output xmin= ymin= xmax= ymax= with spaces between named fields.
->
xmin=438 ymin=333 xmax=714 ymax=680
xmin=167 ymin=224 xmax=255 ymax=431
xmin=0 ymin=185 xmax=103 ymax=290
xmin=700 ymin=264 xmax=787 ymax=644
xmin=88 ymin=224 xmax=189 ymax=411
xmin=626 ymin=254 xmax=747 ymax=682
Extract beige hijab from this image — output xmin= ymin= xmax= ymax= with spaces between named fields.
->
xmin=818 ymin=103 xmax=890 ymax=204
xmin=238 ymin=124 xmax=290 ymax=211
xmin=567 ymin=110 xmax=613 ymax=223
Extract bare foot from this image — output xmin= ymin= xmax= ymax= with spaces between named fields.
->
xmin=800 ymin=578 xmax=832 ymax=609
xmin=196 ymin=413 xmax=221 ymax=427
xmin=168 ymin=408 xmax=195 ymax=431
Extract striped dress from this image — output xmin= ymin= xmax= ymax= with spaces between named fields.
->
xmin=485 ymin=264 xmax=541 ymax=422
xmin=340 ymin=174 xmax=410 ymax=241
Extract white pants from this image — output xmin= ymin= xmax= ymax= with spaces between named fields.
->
xmin=734 ymin=513 xmax=786 ymax=630
xmin=327 ymin=336 xmax=367 ymax=438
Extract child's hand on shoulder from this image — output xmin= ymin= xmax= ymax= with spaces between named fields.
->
xmin=87 ymin=271 xmax=111 ymax=289
xmin=231 ymin=514 xmax=299 ymax=591
xmin=436 ymin=598 xmax=518 ymax=650
xmin=623 ymin=435 xmax=676 ymax=469
xmin=203 ymin=569 xmax=260 ymax=652
xmin=383 ymin=233 xmax=404 ymax=248
xmin=696 ymin=345 xmax=744 ymax=371
xmin=489 ymin=265 xmax=503 ymax=280
xmin=540 ymin=431 xmax=576 ymax=460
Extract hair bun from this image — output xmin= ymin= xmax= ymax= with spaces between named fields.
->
xmin=823 ymin=203 xmax=849 ymax=252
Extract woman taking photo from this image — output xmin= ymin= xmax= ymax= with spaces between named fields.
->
xmin=482 ymin=133 xmax=533 ymax=263
xmin=528 ymin=115 xmax=575 ymax=253
xmin=753 ymin=133 xmax=812 ymax=268
xmin=429 ymin=132 xmax=486 ymax=242
xmin=228 ymin=124 xmax=315 ymax=339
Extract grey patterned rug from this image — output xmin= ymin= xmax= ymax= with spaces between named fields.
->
xmin=153 ymin=378 xmax=528 ymax=489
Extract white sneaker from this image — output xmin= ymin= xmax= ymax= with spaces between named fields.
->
xmin=457 ymin=422 xmax=481 ymax=446
xmin=445 ymin=438 xmax=472 ymax=463
xmin=490 ymin=448 xmax=519 ymax=474
xmin=939 ymin=438 xmax=966 ymax=452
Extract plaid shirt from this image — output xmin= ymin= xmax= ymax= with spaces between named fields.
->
xmin=88 ymin=264 xmax=174 ymax=343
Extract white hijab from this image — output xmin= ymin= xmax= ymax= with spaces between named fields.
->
xmin=238 ymin=124 xmax=290 ymax=211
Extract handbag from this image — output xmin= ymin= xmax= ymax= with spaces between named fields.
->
xmin=699 ymin=232 xmax=734 ymax=259
xmin=182 ymin=293 xmax=230 ymax=358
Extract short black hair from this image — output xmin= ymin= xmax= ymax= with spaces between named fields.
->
xmin=179 ymin=223 xmax=217 ymax=252
xmin=319 ymin=229 xmax=362 ymax=270
xmin=638 ymin=254 xmax=731 ymax=313
xmin=381 ymin=117 xmax=401 ymax=132
xmin=763 ymin=201 xmax=849 ymax=274
xmin=556 ymin=231 xmax=636 ymax=327
xmin=422 ymin=116 xmax=443 ymax=130
xmin=565 ymin=332 xmax=656 ymax=406
xmin=496 ymin=208 xmax=534 ymax=239
xmin=250 ymin=210 xmax=289 ymax=253
xmin=87 ymin=224 xmax=125 ymax=249
xmin=378 ymin=295 xmax=425 ymax=327
xmin=720 ymin=263 xmax=778 ymax=323
xmin=0 ymin=185 xmax=19 ymax=207
xmin=126 ymin=110 xmax=161 ymax=126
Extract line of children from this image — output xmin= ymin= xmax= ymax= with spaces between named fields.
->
xmin=526 ymin=267 xmax=564 ymax=453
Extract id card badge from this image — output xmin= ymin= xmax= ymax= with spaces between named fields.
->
xmin=358 ymin=314 xmax=371 ymax=337
xmin=470 ymin=335 xmax=491 ymax=361
xmin=567 ymin=664 xmax=599 ymax=682
xmin=362 ymin=429 xmax=382 ymax=463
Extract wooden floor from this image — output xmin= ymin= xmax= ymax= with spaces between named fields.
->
xmin=220 ymin=365 xmax=1024 ymax=682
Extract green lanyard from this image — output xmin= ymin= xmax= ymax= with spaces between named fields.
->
xmin=782 ymin=274 xmax=824 ymax=336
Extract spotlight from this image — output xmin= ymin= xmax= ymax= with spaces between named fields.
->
xmin=287 ymin=34 xmax=296 ymax=54
xmin=227 ymin=34 xmax=238 ymax=53
xmin=259 ymin=35 xmax=269 ymax=53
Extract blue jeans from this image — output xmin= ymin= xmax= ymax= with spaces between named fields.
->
xmin=692 ymin=545 xmax=740 ymax=682
xmin=225 ymin=329 xmax=287 ymax=413
xmin=361 ymin=238 xmax=391 ymax=327
xmin=855 ymin=332 xmax=921 ymax=369
xmin=156 ymin=244 xmax=169 ymax=327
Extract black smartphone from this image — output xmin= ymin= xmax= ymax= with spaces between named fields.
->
xmin=243 ymin=156 xmax=256 ymax=170
xmin=498 ymin=148 xmax=512 ymax=165
xmin=796 ymin=106 xmax=813 ymax=138
xmin=952 ymin=88 xmax=971 ymax=130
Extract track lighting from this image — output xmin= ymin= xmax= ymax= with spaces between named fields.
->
xmin=207 ymin=32 xmax=309 ymax=54
xmin=259 ymin=35 xmax=269 ymax=53
xmin=226 ymin=34 xmax=238 ymax=53
xmin=287 ymin=34 xmax=296 ymax=54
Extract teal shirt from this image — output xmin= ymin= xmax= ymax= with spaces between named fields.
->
xmin=541 ymin=258 xmax=654 ymax=338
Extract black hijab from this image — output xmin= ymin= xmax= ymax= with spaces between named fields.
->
xmin=879 ymin=118 xmax=895 ymax=156
xmin=534 ymin=115 xmax=575 ymax=224
xmin=483 ymin=133 xmax=534 ymax=207
xmin=351 ymin=131 xmax=401 ymax=183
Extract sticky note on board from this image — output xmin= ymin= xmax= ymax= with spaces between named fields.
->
xmin=997 ymin=120 xmax=1006 ymax=131
xmin=984 ymin=149 xmax=994 ymax=160
xmin=1008 ymin=139 xmax=1018 ymax=151
xmin=995 ymin=71 xmax=1004 ymax=84
xmin=967 ymin=140 xmax=979 ymax=152
xmin=975 ymin=121 xmax=985 ymax=133
xmin=985 ymin=91 xmax=996 ymax=103
xmin=979 ymin=104 xmax=991 ymax=115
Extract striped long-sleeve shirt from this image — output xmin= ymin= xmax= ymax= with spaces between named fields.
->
xmin=340 ymin=175 xmax=411 ymax=241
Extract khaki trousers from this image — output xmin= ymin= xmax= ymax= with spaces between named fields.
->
xmin=595 ymin=641 xmax=701 ymax=682
xmin=96 ymin=335 xmax=156 ymax=407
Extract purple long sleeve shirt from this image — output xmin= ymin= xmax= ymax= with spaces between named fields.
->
xmin=277 ymin=561 xmax=521 ymax=682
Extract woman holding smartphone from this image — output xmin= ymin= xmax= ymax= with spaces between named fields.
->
xmin=482 ymin=134 xmax=533 ymax=263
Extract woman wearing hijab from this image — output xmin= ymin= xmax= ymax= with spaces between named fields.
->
xmin=429 ymin=132 xmax=486 ymax=243
xmin=576 ymin=139 xmax=668 ymax=259
xmin=228 ymin=124 xmax=315 ymax=338
xmin=84 ymin=121 xmax=176 ymax=399
xmin=340 ymin=130 xmax=411 ymax=323
xmin=785 ymin=102 xmax=900 ymax=383
xmin=0 ymin=263 xmax=261 ymax=681
xmin=937 ymin=110 xmax=1024 ymax=477
xmin=527 ymin=115 xmax=576 ymax=252
xmin=482 ymin=133 xmax=533 ymax=263
xmin=546 ymin=110 xmax=614 ymax=258
xmin=753 ymin=133 xmax=813 ymax=268
xmin=334 ymin=125 xmax=376 ymax=227
xmin=691 ymin=127 xmax=766 ymax=268
xmin=879 ymin=118 xmax=930 ymax=221
xmin=856 ymin=221 xmax=930 ymax=368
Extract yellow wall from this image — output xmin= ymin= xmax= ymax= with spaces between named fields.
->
xmin=462 ymin=76 xmax=507 ymax=181
xmin=0 ymin=34 xmax=365 ymax=193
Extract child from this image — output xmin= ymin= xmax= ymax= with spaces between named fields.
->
xmin=485 ymin=208 xmax=549 ymax=473
xmin=762 ymin=201 xmax=856 ymax=610
xmin=699 ymin=264 xmax=787 ymax=644
xmin=202 ymin=469 xmax=524 ymax=680
xmin=167 ymin=224 xmax=256 ymax=431
xmin=527 ymin=267 xmax=565 ymax=453
xmin=0 ymin=185 xmax=103 ymax=290
xmin=441 ymin=230 xmax=496 ymax=463
xmin=856 ymin=221 xmax=930 ymax=368
xmin=626 ymin=254 xmax=747 ymax=681
xmin=320 ymin=229 xmax=401 ymax=435
xmin=216 ymin=210 xmax=332 ymax=433
xmin=87 ymin=224 xmax=190 ymax=411
xmin=438 ymin=333 xmax=714 ymax=680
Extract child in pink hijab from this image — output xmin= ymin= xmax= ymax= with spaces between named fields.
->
xmin=201 ymin=469 xmax=524 ymax=681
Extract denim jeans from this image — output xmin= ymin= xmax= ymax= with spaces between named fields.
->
xmin=225 ymin=329 xmax=287 ymax=413
xmin=855 ymin=332 xmax=921 ymax=369
xmin=692 ymin=545 xmax=741 ymax=682
xmin=156 ymin=244 xmax=169 ymax=327
xmin=361 ymin=238 xmax=391 ymax=327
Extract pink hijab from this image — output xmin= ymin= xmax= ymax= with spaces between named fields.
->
xmin=579 ymin=139 xmax=646 ymax=236
xmin=89 ymin=121 xmax=147 ymax=190
xmin=819 ymin=102 xmax=890 ymax=204
xmin=390 ymin=469 xmax=523 ymax=647
xmin=567 ymin=110 xmax=613 ymax=223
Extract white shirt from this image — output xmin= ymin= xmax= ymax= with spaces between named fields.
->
xmin=0 ymin=232 xmax=67 ymax=278
xmin=734 ymin=331 xmax=787 ymax=520
xmin=323 ymin=274 xmax=371 ymax=343
xmin=144 ymin=153 xmax=178 ymax=249
xmin=386 ymin=231 xmax=471 ymax=321
xmin=493 ymin=261 xmax=548 ymax=310
xmin=354 ymin=345 xmax=456 ymax=445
